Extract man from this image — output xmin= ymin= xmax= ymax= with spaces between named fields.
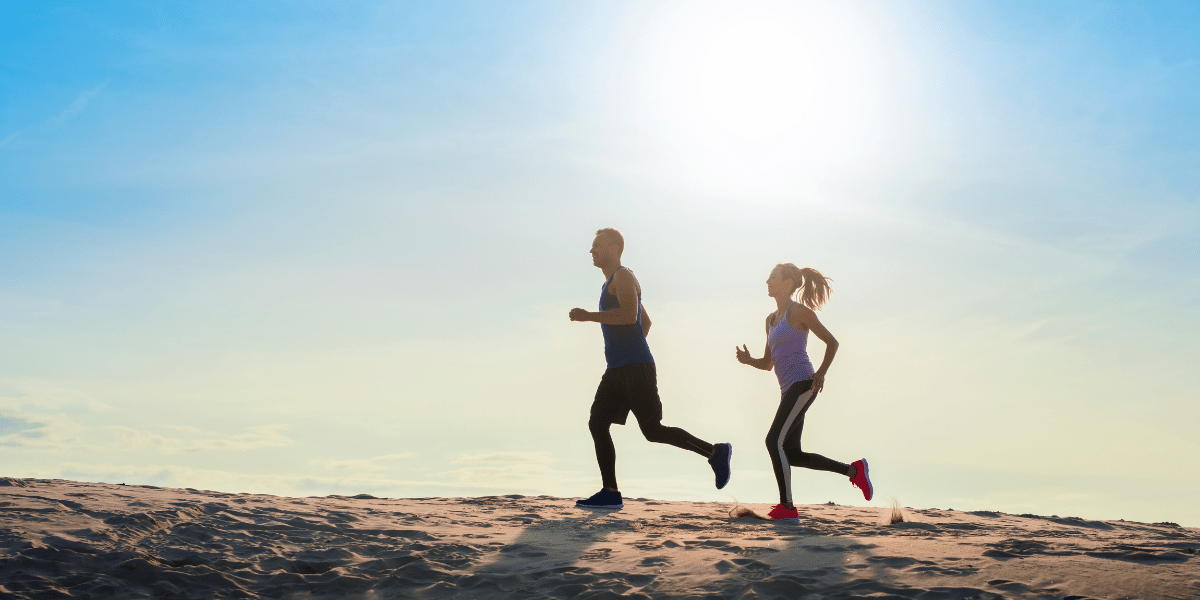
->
xmin=569 ymin=227 xmax=732 ymax=509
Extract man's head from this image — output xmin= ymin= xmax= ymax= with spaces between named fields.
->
xmin=590 ymin=227 xmax=624 ymax=267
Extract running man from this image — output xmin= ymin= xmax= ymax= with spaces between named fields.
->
xmin=735 ymin=263 xmax=873 ymax=521
xmin=570 ymin=228 xmax=732 ymax=509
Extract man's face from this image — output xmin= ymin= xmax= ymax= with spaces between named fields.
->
xmin=590 ymin=236 xmax=609 ymax=266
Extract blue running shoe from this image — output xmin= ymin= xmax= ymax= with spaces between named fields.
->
xmin=709 ymin=443 xmax=733 ymax=489
xmin=576 ymin=489 xmax=623 ymax=509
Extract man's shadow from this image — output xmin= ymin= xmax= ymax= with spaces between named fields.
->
xmin=461 ymin=506 xmax=642 ymax=595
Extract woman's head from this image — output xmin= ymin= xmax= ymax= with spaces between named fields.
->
xmin=768 ymin=263 xmax=832 ymax=310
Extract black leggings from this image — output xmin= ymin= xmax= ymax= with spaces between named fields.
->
xmin=767 ymin=380 xmax=850 ymax=506
xmin=589 ymin=416 xmax=713 ymax=491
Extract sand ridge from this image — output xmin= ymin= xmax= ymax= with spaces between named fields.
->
xmin=1 ymin=477 xmax=1197 ymax=599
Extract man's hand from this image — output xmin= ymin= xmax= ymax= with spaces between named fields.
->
xmin=569 ymin=308 xmax=591 ymax=322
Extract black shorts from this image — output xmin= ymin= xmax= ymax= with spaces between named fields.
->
xmin=590 ymin=363 xmax=663 ymax=426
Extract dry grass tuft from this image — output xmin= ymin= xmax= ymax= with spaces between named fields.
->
xmin=728 ymin=500 xmax=770 ymax=520
xmin=882 ymin=497 xmax=907 ymax=525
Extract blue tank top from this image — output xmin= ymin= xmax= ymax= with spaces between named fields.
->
xmin=600 ymin=267 xmax=654 ymax=368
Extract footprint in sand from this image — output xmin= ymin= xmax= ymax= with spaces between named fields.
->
xmin=732 ymin=558 xmax=771 ymax=570
xmin=714 ymin=558 xmax=771 ymax=580
xmin=498 ymin=543 xmax=548 ymax=558
xmin=910 ymin=562 xmax=980 ymax=577
xmin=867 ymin=555 xmax=935 ymax=569
xmin=579 ymin=548 xmax=612 ymax=561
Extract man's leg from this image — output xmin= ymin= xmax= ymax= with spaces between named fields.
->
xmin=588 ymin=369 xmax=630 ymax=492
xmin=625 ymin=363 xmax=731 ymax=488
xmin=589 ymin=417 xmax=619 ymax=491
xmin=637 ymin=411 xmax=732 ymax=490
xmin=637 ymin=418 xmax=714 ymax=458
xmin=577 ymin=371 xmax=626 ymax=509
xmin=624 ymin=364 xmax=714 ymax=457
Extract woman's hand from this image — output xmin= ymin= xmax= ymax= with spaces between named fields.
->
xmin=735 ymin=344 xmax=752 ymax=364
xmin=809 ymin=371 xmax=826 ymax=394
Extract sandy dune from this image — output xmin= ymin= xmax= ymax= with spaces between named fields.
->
xmin=1 ymin=477 xmax=1197 ymax=599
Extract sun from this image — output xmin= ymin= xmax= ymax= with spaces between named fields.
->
xmin=618 ymin=1 xmax=888 ymax=205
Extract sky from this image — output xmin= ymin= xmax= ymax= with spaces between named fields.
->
xmin=2 ymin=1 xmax=1198 ymax=527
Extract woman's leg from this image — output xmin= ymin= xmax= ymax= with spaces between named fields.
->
xmin=765 ymin=381 xmax=813 ymax=507
xmin=781 ymin=393 xmax=851 ymax=476
xmin=783 ymin=430 xmax=851 ymax=474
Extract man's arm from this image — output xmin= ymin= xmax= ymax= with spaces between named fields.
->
xmin=569 ymin=269 xmax=640 ymax=325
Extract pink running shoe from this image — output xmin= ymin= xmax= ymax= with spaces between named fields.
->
xmin=850 ymin=459 xmax=873 ymax=501
xmin=767 ymin=504 xmax=799 ymax=522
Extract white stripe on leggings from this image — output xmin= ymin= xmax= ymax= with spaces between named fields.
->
xmin=774 ymin=389 xmax=816 ymax=506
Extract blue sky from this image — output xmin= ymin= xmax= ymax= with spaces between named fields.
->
xmin=3 ymin=1 xmax=1198 ymax=527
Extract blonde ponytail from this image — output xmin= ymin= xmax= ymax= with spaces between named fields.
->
xmin=776 ymin=263 xmax=833 ymax=310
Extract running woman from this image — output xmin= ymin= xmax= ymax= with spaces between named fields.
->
xmin=735 ymin=263 xmax=872 ymax=521
xmin=570 ymin=228 xmax=732 ymax=509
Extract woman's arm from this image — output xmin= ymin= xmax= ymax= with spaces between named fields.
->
xmin=735 ymin=343 xmax=772 ymax=370
xmin=794 ymin=305 xmax=838 ymax=394
xmin=640 ymin=303 xmax=651 ymax=337
xmin=734 ymin=315 xmax=774 ymax=370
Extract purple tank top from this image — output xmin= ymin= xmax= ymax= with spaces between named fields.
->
xmin=768 ymin=302 xmax=814 ymax=391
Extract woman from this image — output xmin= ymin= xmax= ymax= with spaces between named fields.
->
xmin=735 ymin=263 xmax=872 ymax=521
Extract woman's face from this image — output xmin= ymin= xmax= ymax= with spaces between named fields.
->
xmin=766 ymin=266 xmax=791 ymax=298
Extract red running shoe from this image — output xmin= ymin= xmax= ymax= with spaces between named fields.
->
xmin=767 ymin=504 xmax=799 ymax=522
xmin=850 ymin=459 xmax=873 ymax=501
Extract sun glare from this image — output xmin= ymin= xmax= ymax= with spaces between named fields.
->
xmin=621 ymin=1 xmax=888 ymax=205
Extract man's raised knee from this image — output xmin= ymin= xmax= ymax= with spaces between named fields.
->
xmin=639 ymin=423 xmax=668 ymax=443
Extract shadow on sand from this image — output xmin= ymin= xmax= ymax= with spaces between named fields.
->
xmin=445 ymin=496 xmax=1012 ymax=600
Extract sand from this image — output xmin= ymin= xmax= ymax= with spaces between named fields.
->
xmin=1 ymin=477 xmax=1197 ymax=599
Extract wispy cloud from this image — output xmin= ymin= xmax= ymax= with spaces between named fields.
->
xmin=0 ymin=82 xmax=109 ymax=149
xmin=38 ymin=461 xmax=588 ymax=499
xmin=0 ymin=416 xmax=41 ymax=435
xmin=0 ymin=413 xmax=290 ymax=454
xmin=0 ymin=380 xmax=291 ymax=453
xmin=0 ymin=127 xmax=30 ymax=149
xmin=438 ymin=451 xmax=560 ymax=489
xmin=310 ymin=453 xmax=413 ymax=472
xmin=48 ymin=82 xmax=108 ymax=126
xmin=0 ymin=415 xmax=48 ymax=447
xmin=0 ymin=411 xmax=85 ymax=450
xmin=107 ymin=424 xmax=292 ymax=453
xmin=451 ymin=451 xmax=553 ymax=465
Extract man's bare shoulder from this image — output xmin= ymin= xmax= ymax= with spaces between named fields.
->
xmin=611 ymin=267 xmax=640 ymax=294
